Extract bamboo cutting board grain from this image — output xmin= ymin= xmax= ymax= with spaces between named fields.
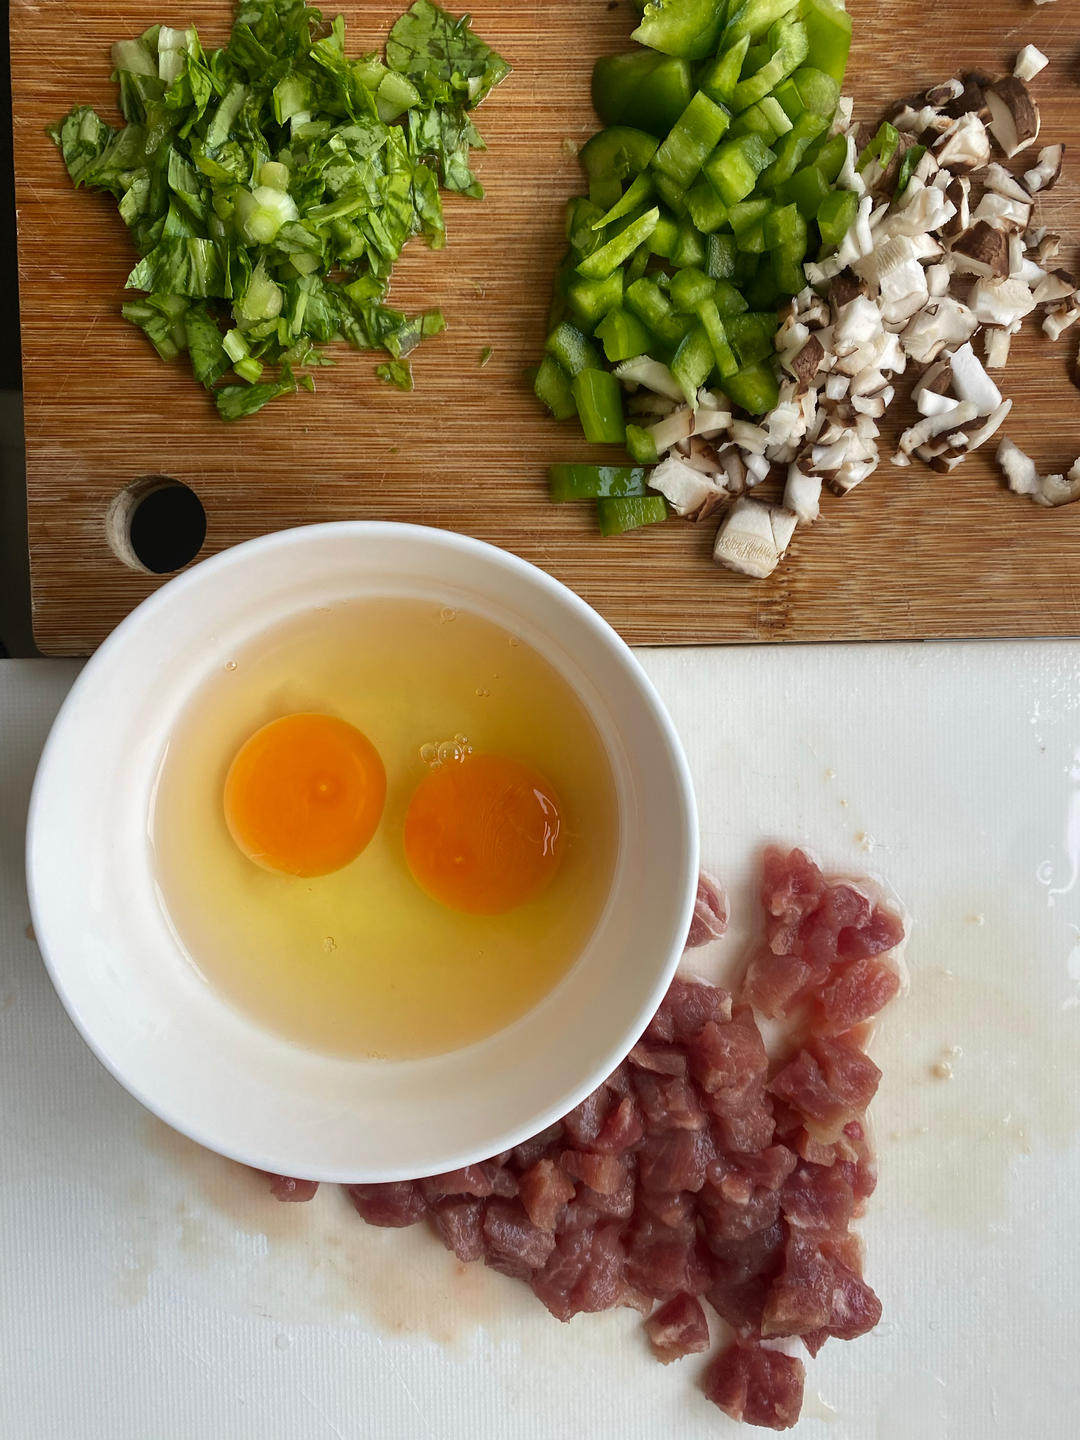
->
xmin=10 ymin=0 xmax=1080 ymax=654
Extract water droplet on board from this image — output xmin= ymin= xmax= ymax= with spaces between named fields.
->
xmin=475 ymin=688 xmax=490 ymax=698
xmin=224 ymin=659 xmax=237 ymax=672
xmin=440 ymin=608 xmax=457 ymax=624
xmin=322 ymin=937 xmax=336 ymax=954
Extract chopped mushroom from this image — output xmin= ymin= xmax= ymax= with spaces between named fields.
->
xmin=984 ymin=76 xmax=1040 ymax=159
xmin=1043 ymin=303 xmax=1080 ymax=342
xmin=1032 ymin=270 xmax=1077 ymax=305
xmin=971 ymin=192 xmax=1032 ymax=232
xmin=713 ymin=499 xmax=797 ymax=579
xmin=969 ymin=277 xmax=1038 ymax=327
xmin=1023 ymin=144 xmax=1064 ymax=194
xmin=984 ymin=327 xmax=1013 ymax=368
xmin=996 ymin=437 xmax=1039 ymax=495
xmin=613 ymin=356 xmax=685 ymax=403
xmin=901 ymin=298 xmax=978 ymax=364
xmin=1013 ymin=45 xmax=1049 ymax=83
xmin=948 ymin=221 xmax=1010 ymax=280
xmin=1034 ymin=463 xmax=1080 ymax=508
xmin=648 ymin=456 xmax=729 ymax=519
xmin=784 ymin=465 xmax=822 ymax=523
xmin=948 ymin=342 xmax=1003 ymax=414
xmin=935 ymin=112 xmax=991 ymax=171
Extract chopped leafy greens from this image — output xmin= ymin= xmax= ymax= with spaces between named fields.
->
xmin=49 ymin=0 xmax=509 ymax=419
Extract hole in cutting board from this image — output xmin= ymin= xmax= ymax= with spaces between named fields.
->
xmin=107 ymin=477 xmax=207 ymax=574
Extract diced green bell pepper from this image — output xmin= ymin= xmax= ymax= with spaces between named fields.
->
xmin=722 ymin=357 xmax=780 ymax=414
xmin=730 ymin=19 xmax=809 ymax=113
xmin=726 ymin=311 xmax=778 ymax=366
xmin=632 ymin=0 xmax=729 ymax=61
xmin=625 ymin=276 xmax=691 ymax=350
xmin=816 ymin=186 xmax=858 ymax=249
xmin=730 ymin=197 xmax=772 ymax=252
xmin=591 ymin=173 xmax=656 ymax=231
xmin=704 ymin=133 xmax=776 ymax=207
xmin=687 ymin=180 xmax=729 ymax=233
xmin=699 ymin=35 xmax=750 ymax=107
xmin=580 ymin=127 xmax=660 ymax=190
xmin=576 ymin=207 xmax=660 ymax=280
xmin=790 ymin=65 xmax=841 ymax=118
xmin=626 ymin=244 xmax=651 ymax=284
xmin=596 ymin=494 xmax=669 ymax=536
xmin=895 ymin=144 xmax=926 ymax=197
xmin=747 ymin=257 xmax=785 ymax=307
xmin=566 ymin=197 xmax=608 ymax=259
xmin=763 ymin=202 xmax=807 ymax=252
xmin=706 ymin=232 xmax=738 ymax=279
xmin=572 ymin=367 xmax=626 ymax=444
xmin=549 ymin=464 xmax=649 ymax=500
xmin=652 ymin=91 xmax=732 ymax=189
xmin=591 ymin=51 xmax=694 ymax=137
xmin=723 ymin=0 xmax=800 ymax=48
xmin=858 ymin=120 xmax=900 ymax=173
xmin=671 ymin=266 xmax=716 ymax=312
xmin=775 ymin=162 xmax=830 ymax=217
xmin=813 ymin=132 xmax=848 ymax=184
xmin=567 ymin=269 xmax=625 ymax=328
xmin=713 ymin=278 xmax=750 ymax=315
xmin=799 ymin=0 xmax=852 ymax=84
xmin=674 ymin=216 xmax=707 ymax=269
xmin=546 ymin=321 xmax=604 ymax=377
xmin=672 ymin=324 xmax=715 ymax=405
xmin=653 ymin=171 xmax=690 ymax=217
xmin=761 ymin=109 xmax=828 ymax=186
xmin=534 ymin=355 xmax=577 ymax=420
xmin=695 ymin=297 xmax=740 ymax=377
xmin=647 ymin=212 xmax=681 ymax=259
xmin=625 ymin=423 xmax=660 ymax=464
xmin=594 ymin=307 xmax=654 ymax=363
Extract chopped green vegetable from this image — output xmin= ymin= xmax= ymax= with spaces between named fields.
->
xmin=534 ymin=354 xmax=577 ymax=419
xmin=479 ymin=344 xmax=494 ymax=367
xmin=376 ymin=359 xmax=414 ymax=390
xmin=596 ymin=495 xmax=669 ymax=536
xmin=572 ymin=367 xmax=626 ymax=444
xmin=632 ymin=0 xmax=728 ymax=61
xmin=49 ymin=0 xmax=509 ymax=418
xmin=549 ymin=464 xmax=649 ymax=500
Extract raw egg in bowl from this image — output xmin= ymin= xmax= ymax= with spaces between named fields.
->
xmin=27 ymin=524 xmax=698 ymax=1181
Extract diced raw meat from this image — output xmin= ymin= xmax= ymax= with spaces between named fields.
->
xmin=486 ymin=1163 xmax=520 ymax=1199
xmin=517 ymin=1159 xmax=575 ymax=1232
xmin=699 ymin=1180 xmax=782 ymax=1244
xmin=822 ymin=1256 xmax=882 ymax=1340
xmin=704 ymin=1342 xmax=805 ymax=1431
xmin=714 ymin=1146 xmax=798 ymax=1194
xmin=706 ymin=1274 xmax=774 ymax=1339
xmin=632 ymin=1069 xmax=706 ymax=1132
xmin=575 ymin=1172 xmax=637 ymax=1222
xmin=837 ymin=903 xmax=904 ymax=961
xmin=762 ymin=847 xmax=825 ymax=926
xmin=563 ymin=1088 xmax=611 ymax=1147
xmin=802 ymin=1328 xmax=829 ymax=1357
xmin=636 ymin=1187 xmax=694 ymax=1229
xmin=645 ymin=1293 xmax=711 ymax=1363
xmin=741 ymin=946 xmax=816 ymax=1019
xmin=690 ymin=1010 xmax=768 ymax=1101
xmin=627 ymin=1222 xmax=711 ymax=1300
xmin=531 ymin=1222 xmax=626 ymax=1321
xmin=646 ymin=976 xmax=733 ymax=1045
xmin=628 ymin=1041 xmax=688 ymax=1076
xmin=769 ymin=1038 xmax=881 ymax=1142
xmin=604 ymin=1062 xmax=634 ymax=1099
xmin=592 ymin=1096 xmax=645 ymax=1154
xmin=267 ymin=1174 xmax=319 ymax=1202
xmin=707 ymin=1222 xmax=785 ymax=1289
xmin=781 ymin=1162 xmax=855 ymax=1231
xmin=482 ymin=1198 xmax=557 ymax=1279
xmin=638 ymin=1129 xmax=712 ymax=1193
xmin=760 ymin=1229 xmax=833 ymax=1338
xmin=345 ymin=1182 xmax=426 ymax=1228
xmin=798 ymin=884 xmax=873 ymax=972
xmin=686 ymin=873 xmax=728 ymax=948
xmin=560 ymin=1150 xmax=629 ymax=1196
xmin=511 ymin=1122 xmax=563 ymax=1171
xmin=432 ymin=1197 xmax=485 ymax=1263
xmin=817 ymin=955 xmax=902 ymax=1035
xmin=709 ymin=1087 xmax=777 ymax=1156
xmin=418 ymin=1165 xmax=494 ymax=1202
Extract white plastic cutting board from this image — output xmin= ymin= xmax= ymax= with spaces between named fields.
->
xmin=1 ymin=647 xmax=1078 ymax=1439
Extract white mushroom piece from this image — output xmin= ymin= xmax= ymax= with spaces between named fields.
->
xmin=948 ymin=221 xmax=1010 ymax=280
xmin=996 ymin=437 xmax=1039 ymax=495
xmin=1043 ymin=302 xmax=1080 ymax=342
xmin=1013 ymin=45 xmax=1049 ymax=83
xmin=934 ymin=112 xmax=991 ymax=172
xmin=969 ymin=277 xmax=1037 ymax=328
xmin=1034 ymin=461 xmax=1080 ymax=508
xmin=984 ymin=76 xmax=1040 ymax=159
xmin=1023 ymin=145 xmax=1064 ymax=194
xmin=648 ymin=455 xmax=729 ymax=520
xmin=901 ymin=298 xmax=978 ymax=365
xmin=713 ymin=499 xmax=798 ymax=578
xmin=783 ymin=464 xmax=822 ymax=524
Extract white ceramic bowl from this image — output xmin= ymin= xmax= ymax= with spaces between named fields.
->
xmin=27 ymin=523 xmax=698 ymax=1182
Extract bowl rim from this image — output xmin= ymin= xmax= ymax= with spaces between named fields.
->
xmin=26 ymin=521 xmax=700 ymax=1180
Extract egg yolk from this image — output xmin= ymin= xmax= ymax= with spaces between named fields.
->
xmin=403 ymin=752 xmax=563 ymax=915
xmin=224 ymin=713 xmax=386 ymax=877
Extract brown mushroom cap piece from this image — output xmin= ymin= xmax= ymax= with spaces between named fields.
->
xmin=985 ymin=76 xmax=1041 ymax=159
xmin=1032 ymin=270 xmax=1077 ymax=305
xmin=948 ymin=220 xmax=1010 ymax=279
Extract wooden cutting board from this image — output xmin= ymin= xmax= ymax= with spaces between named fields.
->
xmin=11 ymin=0 xmax=1080 ymax=654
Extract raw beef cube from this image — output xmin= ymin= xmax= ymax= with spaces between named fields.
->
xmin=704 ymin=1341 xmax=805 ymax=1430
xmin=686 ymin=873 xmax=728 ymax=948
xmin=432 ymin=1198 xmax=485 ymax=1263
xmin=644 ymin=1293 xmax=711 ymax=1363
xmin=345 ymin=1182 xmax=426 ymax=1228
xmin=482 ymin=1198 xmax=556 ymax=1279
xmin=517 ymin=1159 xmax=575 ymax=1232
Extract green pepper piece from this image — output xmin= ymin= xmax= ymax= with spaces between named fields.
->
xmin=647 ymin=211 xmax=681 ymax=259
xmin=653 ymin=171 xmax=690 ymax=217
xmin=747 ymin=255 xmax=785 ymax=307
xmin=632 ymin=0 xmax=729 ymax=61
xmin=761 ymin=110 xmax=828 ymax=187
xmin=723 ymin=0 xmax=799 ymax=48
xmin=722 ymin=358 xmax=780 ymax=414
xmin=695 ymin=297 xmax=740 ymax=377
xmin=580 ymin=127 xmax=660 ymax=189
xmin=597 ymin=494 xmax=669 ymax=536
xmin=576 ymin=207 xmax=660 ymax=280
xmin=673 ymin=217 xmax=707 ymax=269
xmin=730 ymin=19 xmax=809 ymax=113
xmin=799 ymin=0 xmax=852 ymax=84
xmin=534 ymin=355 xmax=577 ymax=420
xmin=566 ymin=198 xmax=608 ymax=260
xmin=699 ymin=35 xmax=751 ymax=107
xmin=567 ymin=269 xmax=625 ymax=329
xmin=730 ymin=197 xmax=772 ymax=253
xmin=572 ymin=368 xmax=626 ymax=444
xmin=772 ymin=77 xmax=805 ymax=122
xmin=594 ymin=307 xmax=654 ymax=363
xmin=775 ymin=162 xmax=830 ymax=218
xmin=816 ymin=187 xmax=858 ymax=249
xmin=625 ymin=276 xmax=688 ymax=348
xmin=625 ymin=423 xmax=661 ymax=465
xmin=713 ymin=278 xmax=750 ymax=315
xmin=671 ymin=266 xmax=717 ymax=312
xmin=591 ymin=173 xmax=656 ymax=231
xmin=549 ymin=464 xmax=649 ymax=500
xmin=726 ymin=311 xmax=779 ymax=366
xmin=858 ymin=120 xmax=900 ymax=173
xmin=703 ymin=134 xmax=776 ymax=207
xmin=652 ymin=91 xmax=732 ymax=189
xmin=672 ymin=324 xmax=716 ymax=405
xmin=687 ymin=180 xmax=729 ymax=233
xmin=546 ymin=321 xmax=604 ymax=377
xmin=706 ymin=232 xmax=738 ymax=280
xmin=763 ymin=202 xmax=807 ymax=252
xmin=895 ymin=144 xmax=926 ymax=197
xmin=760 ymin=97 xmax=795 ymax=135
xmin=771 ymin=248 xmax=805 ymax=297
xmin=813 ymin=132 xmax=848 ymax=183
xmin=592 ymin=51 xmax=694 ymax=138
xmin=791 ymin=65 xmax=841 ymax=118
xmin=626 ymin=244 xmax=651 ymax=284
